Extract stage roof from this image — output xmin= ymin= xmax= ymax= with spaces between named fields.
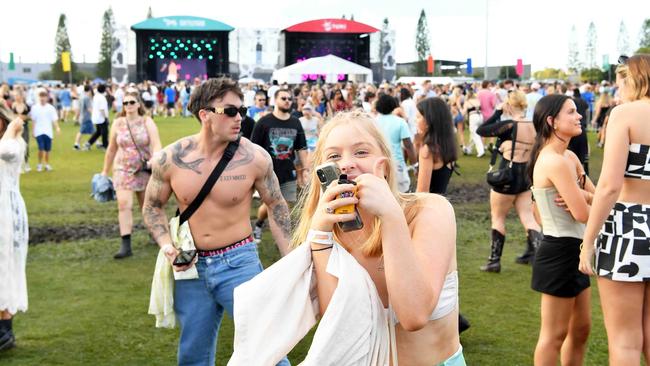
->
xmin=131 ymin=16 xmax=234 ymax=32
xmin=283 ymin=19 xmax=379 ymax=34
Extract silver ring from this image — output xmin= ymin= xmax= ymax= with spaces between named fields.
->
xmin=326 ymin=207 xmax=334 ymax=214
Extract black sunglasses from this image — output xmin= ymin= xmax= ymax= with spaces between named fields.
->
xmin=205 ymin=106 xmax=248 ymax=118
xmin=279 ymin=96 xmax=292 ymax=101
xmin=618 ymin=55 xmax=629 ymax=65
xmin=123 ymin=100 xmax=138 ymax=106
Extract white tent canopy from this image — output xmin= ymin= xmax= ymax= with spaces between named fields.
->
xmin=272 ymin=54 xmax=373 ymax=84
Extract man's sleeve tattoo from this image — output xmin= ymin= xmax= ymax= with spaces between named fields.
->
xmin=271 ymin=203 xmax=292 ymax=240
xmin=172 ymin=139 xmax=204 ymax=174
xmin=143 ymin=154 xmax=170 ymax=241
xmin=264 ymin=162 xmax=292 ymax=239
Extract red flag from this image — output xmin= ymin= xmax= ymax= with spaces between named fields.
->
xmin=427 ymin=55 xmax=434 ymax=74
xmin=516 ymin=59 xmax=523 ymax=76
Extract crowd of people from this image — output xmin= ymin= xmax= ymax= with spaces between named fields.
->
xmin=0 ymin=54 xmax=649 ymax=365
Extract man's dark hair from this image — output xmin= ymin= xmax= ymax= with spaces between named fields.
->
xmin=481 ymin=80 xmax=490 ymax=89
xmin=572 ymin=88 xmax=582 ymax=98
xmin=364 ymin=91 xmax=376 ymax=102
xmin=274 ymin=88 xmax=291 ymax=99
xmin=399 ymin=88 xmax=412 ymax=101
xmin=254 ymin=90 xmax=267 ymax=99
xmin=375 ymin=94 xmax=399 ymax=115
xmin=97 ymin=84 xmax=106 ymax=94
xmin=83 ymin=85 xmax=91 ymax=93
xmin=187 ymin=77 xmax=243 ymax=122
xmin=272 ymin=80 xmax=279 ymax=86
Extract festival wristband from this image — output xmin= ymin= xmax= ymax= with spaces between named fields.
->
xmin=307 ymin=229 xmax=334 ymax=245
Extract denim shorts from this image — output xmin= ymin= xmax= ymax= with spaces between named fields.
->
xmin=36 ymin=134 xmax=52 ymax=152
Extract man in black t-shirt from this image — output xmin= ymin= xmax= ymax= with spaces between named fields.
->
xmin=251 ymin=89 xmax=308 ymax=242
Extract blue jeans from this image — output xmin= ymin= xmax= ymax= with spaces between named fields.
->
xmin=174 ymin=242 xmax=290 ymax=366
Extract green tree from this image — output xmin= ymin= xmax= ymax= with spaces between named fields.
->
xmin=533 ymin=68 xmax=567 ymax=80
xmin=580 ymin=67 xmax=606 ymax=82
xmin=567 ymin=25 xmax=581 ymax=72
xmin=617 ymin=21 xmax=630 ymax=56
xmin=638 ymin=18 xmax=650 ymax=52
xmin=379 ymin=18 xmax=389 ymax=81
xmin=147 ymin=6 xmax=153 ymax=19
xmin=499 ymin=66 xmax=518 ymax=80
xmin=415 ymin=9 xmax=431 ymax=75
xmin=585 ymin=21 xmax=598 ymax=68
xmin=96 ymin=7 xmax=114 ymax=79
xmin=51 ymin=13 xmax=76 ymax=81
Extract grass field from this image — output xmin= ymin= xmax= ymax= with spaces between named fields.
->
xmin=1 ymin=115 xmax=612 ymax=365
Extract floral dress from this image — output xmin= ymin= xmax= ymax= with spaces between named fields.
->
xmin=0 ymin=138 xmax=29 ymax=315
xmin=112 ymin=117 xmax=151 ymax=192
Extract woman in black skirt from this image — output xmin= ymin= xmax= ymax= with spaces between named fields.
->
xmin=528 ymin=94 xmax=596 ymax=365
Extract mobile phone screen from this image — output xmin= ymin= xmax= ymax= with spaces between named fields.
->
xmin=173 ymin=250 xmax=197 ymax=266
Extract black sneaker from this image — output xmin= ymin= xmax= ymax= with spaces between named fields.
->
xmin=74 ymin=144 xmax=80 ymax=150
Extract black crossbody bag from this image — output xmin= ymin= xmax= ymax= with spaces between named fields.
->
xmin=486 ymin=122 xmax=517 ymax=188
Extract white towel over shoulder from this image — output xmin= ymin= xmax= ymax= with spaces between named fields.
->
xmin=229 ymin=242 xmax=390 ymax=366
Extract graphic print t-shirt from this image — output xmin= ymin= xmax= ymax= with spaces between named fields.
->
xmin=251 ymin=114 xmax=307 ymax=184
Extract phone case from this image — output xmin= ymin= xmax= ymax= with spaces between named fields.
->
xmin=315 ymin=162 xmax=341 ymax=192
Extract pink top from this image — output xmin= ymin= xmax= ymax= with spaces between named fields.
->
xmin=477 ymin=89 xmax=496 ymax=121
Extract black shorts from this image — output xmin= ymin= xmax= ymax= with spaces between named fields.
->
xmin=144 ymin=101 xmax=154 ymax=109
xmin=167 ymin=102 xmax=175 ymax=109
xmin=490 ymin=161 xmax=531 ymax=195
xmin=532 ymin=235 xmax=590 ymax=297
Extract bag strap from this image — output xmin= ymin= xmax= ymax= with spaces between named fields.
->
xmin=125 ymin=117 xmax=149 ymax=165
xmin=178 ymin=137 xmax=240 ymax=225
xmin=508 ymin=122 xmax=518 ymax=167
xmin=488 ymin=121 xmax=518 ymax=169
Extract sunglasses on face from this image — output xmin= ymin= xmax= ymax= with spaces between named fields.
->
xmin=123 ymin=100 xmax=138 ymax=106
xmin=204 ymin=106 xmax=248 ymax=118
xmin=279 ymin=96 xmax=292 ymax=101
xmin=618 ymin=55 xmax=629 ymax=65
xmin=257 ymin=98 xmax=266 ymax=102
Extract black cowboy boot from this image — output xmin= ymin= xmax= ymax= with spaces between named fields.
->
xmin=516 ymin=229 xmax=543 ymax=265
xmin=480 ymin=229 xmax=505 ymax=273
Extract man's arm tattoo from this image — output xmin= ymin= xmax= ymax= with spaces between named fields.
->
xmin=224 ymin=142 xmax=254 ymax=171
xmin=271 ymin=203 xmax=292 ymax=240
xmin=172 ymin=139 xmax=204 ymax=174
xmin=143 ymin=162 xmax=170 ymax=242
xmin=264 ymin=163 xmax=292 ymax=239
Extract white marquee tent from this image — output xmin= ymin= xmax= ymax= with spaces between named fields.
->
xmin=271 ymin=54 xmax=373 ymax=84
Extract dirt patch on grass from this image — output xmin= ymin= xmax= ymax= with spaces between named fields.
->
xmin=446 ymin=183 xmax=490 ymax=204
xmin=29 ymin=223 xmax=146 ymax=245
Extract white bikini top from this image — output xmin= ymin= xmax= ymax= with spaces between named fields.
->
xmin=386 ymin=270 xmax=458 ymax=325
xmin=385 ymin=271 xmax=459 ymax=365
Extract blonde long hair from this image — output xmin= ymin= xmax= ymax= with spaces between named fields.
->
xmin=291 ymin=110 xmax=420 ymax=257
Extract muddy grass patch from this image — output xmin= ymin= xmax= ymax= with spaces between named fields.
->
xmin=29 ymin=223 xmax=146 ymax=245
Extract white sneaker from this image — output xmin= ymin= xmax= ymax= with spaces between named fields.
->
xmin=45 ymin=164 xmax=53 ymax=171
xmin=23 ymin=164 xmax=32 ymax=173
xmin=36 ymin=164 xmax=43 ymax=172
xmin=253 ymin=225 xmax=263 ymax=243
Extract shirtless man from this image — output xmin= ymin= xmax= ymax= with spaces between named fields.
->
xmin=142 ymin=77 xmax=291 ymax=366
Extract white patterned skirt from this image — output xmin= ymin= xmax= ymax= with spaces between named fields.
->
xmin=596 ymin=202 xmax=650 ymax=282
xmin=0 ymin=190 xmax=29 ymax=314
